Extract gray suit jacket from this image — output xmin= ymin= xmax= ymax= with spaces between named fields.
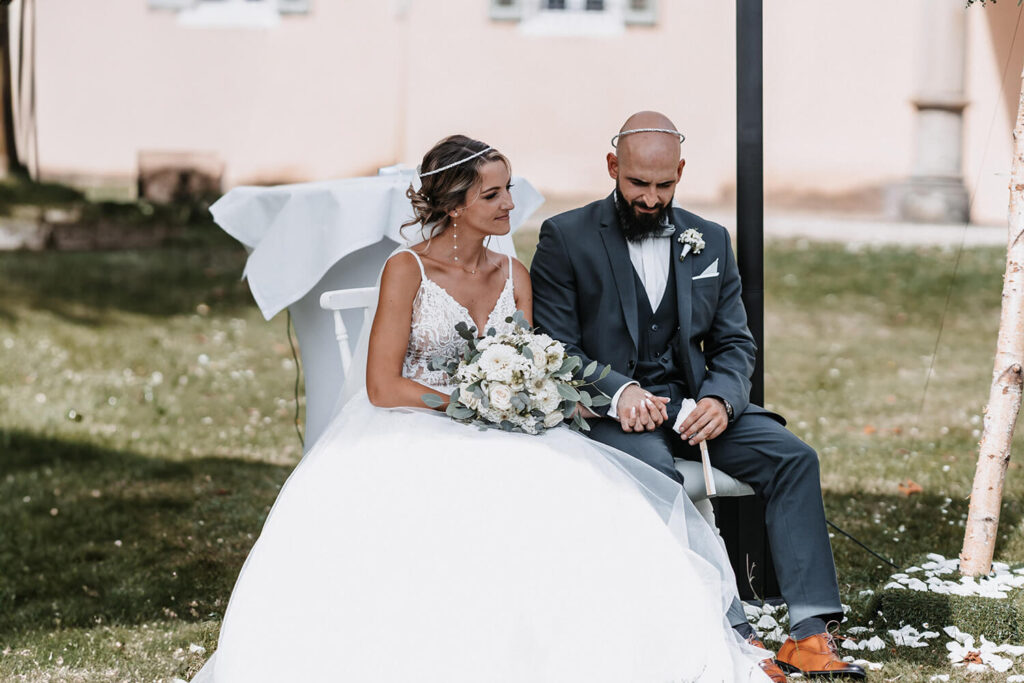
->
xmin=531 ymin=194 xmax=774 ymax=422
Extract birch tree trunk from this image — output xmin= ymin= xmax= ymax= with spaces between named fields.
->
xmin=960 ymin=64 xmax=1024 ymax=577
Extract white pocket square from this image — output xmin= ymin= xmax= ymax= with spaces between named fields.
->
xmin=692 ymin=259 xmax=719 ymax=280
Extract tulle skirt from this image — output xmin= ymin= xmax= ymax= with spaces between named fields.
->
xmin=193 ymin=393 xmax=768 ymax=682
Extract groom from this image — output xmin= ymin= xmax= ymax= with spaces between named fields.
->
xmin=530 ymin=112 xmax=864 ymax=680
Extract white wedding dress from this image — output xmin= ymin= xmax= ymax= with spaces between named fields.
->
xmin=193 ymin=251 xmax=769 ymax=683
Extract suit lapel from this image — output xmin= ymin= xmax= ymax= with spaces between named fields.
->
xmin=671 ymin=210 xmax=698 ymax=390
xmin=598 ymin=197 xmax=639 ymax=350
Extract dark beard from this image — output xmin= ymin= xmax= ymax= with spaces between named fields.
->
xmin=613 ymin=186 xmax=673 ymax=243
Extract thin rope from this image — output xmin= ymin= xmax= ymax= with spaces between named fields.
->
xmin=917 ymin=1 xmax=1024 ymax=422
xmin=287 ymin=310 xmax=304 ymax=449
xmin=826 ymin=520 xmax=899 ymax=569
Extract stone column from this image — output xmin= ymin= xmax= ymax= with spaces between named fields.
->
xmin=890 ymin=0 xmax=970 ymax=223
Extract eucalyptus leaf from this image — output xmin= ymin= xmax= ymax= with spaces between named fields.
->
xmin=590 ymin=394 xmax=611 ymax=407
xmin=579 ymin=391 xmax=593 ymax=408
xmin=556 ymin=383 xmax=581 ymax=402
xmin=583 ymin=360 xmax=597 ymax=379
xmin=522 ymin=346 xmax=534 ymax=360
xmin=421 ymin=393 xmax=444 ymax=408
xmin=449 ymin=406 xmax=476 ymax=420
xmin=598 ymin=364 xmax=611 ymax=380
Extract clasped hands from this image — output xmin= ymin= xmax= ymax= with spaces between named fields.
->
xmin=617 ymin=385 xmax=727 ymax=445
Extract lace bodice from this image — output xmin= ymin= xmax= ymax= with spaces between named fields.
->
xmin=399 ymin=249 xmax=517 ymax=391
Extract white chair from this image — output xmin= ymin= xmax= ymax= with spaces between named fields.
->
xmin=318 ymin=286 xmax=754 ymax=523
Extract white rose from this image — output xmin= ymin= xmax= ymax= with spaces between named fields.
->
xmin=488 ymin=383 xmax=513 ymax=411
xmin=526 ymin=339 xmax=549 ymax=370
xmin=458 ymin=387 xmax=481 ymax=410
xmin=478 ymin=344 xmax=517 ymax=383
xmin=543 ymin=411 xmax=565 ymax=428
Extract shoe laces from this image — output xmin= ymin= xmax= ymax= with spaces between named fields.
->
xmin=822 ymin=620 xmax=845 ymax=653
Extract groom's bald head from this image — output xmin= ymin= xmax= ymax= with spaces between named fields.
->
xmin=608 ymin=111 xmax=686 ymax=241
xmin=613 ymin=111 xmax=682 ymax=166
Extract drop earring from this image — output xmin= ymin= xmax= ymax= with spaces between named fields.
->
xmin=451 ymin=212 xmax=460 ymax=262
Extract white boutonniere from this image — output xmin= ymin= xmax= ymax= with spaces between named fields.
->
xmin=678 ymin=228 xmax=705 ymax=262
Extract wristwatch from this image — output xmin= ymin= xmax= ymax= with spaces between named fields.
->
xmin=716 ymin=397 xmax=734 ymax=422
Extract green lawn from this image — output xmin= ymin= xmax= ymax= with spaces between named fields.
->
xmin=1 ymin=228 xmax=1022 ymax=681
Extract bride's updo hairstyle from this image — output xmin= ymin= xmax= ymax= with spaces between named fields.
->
xmin=403 ymin=134 xmax=510 ymax=239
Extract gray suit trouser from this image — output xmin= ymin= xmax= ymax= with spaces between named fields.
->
xmin=587 ymin=410 xmax=842 ymax=629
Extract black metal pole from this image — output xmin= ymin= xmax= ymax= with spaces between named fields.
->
xmin=715 ymin=0 xmax=779 ymax=602
xmin=736 ymin=0 xmax=764 ymax=404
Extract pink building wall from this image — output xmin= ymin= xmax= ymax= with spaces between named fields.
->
xmin=34 ymin=0 xmax=1024 ymax=224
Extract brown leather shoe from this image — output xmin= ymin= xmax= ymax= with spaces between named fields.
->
xmin=775 ymin=631 xmax=866 ymax=679
xmin=748 ymin=637 xmax=787 ymax=682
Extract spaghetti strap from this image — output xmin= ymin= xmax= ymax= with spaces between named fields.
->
xmin=394 ymin=248 xmax=427 ymax=280
xmin=506 ymin=254 xmax=513 ymax=281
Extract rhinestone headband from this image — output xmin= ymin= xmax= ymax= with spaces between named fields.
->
xmin=418 ymin=147 xmax=492 ymax=177
xmin=610 ymin=128 xmax=685 ymax=148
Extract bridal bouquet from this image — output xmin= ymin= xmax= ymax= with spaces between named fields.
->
xmin=422 ymin=311 xmax=610 ymax=434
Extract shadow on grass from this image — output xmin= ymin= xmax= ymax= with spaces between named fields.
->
xmin=825 ymin=490 xmax=1023 ymax=593
xmin=0 ymin=429 xmax=291 ymax=640
xmin=0 ymin=228 xmax=254 ymax=323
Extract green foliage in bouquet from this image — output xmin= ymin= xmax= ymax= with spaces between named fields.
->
xmin=421 ymin=311 xmax=610 ymax=434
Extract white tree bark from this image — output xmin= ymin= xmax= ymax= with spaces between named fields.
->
xmin=960 ymin=65 xmax=1024 ymax=577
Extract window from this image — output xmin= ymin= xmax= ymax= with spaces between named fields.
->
xmin=624 ymin=0 xmax=656 ymax=25
xmin=488 ymin=0 xmax=656 ymax=29
xmin=489 ymin=0 xmax=522 ymax=20
xmin=149 ymin=0 xmax=310 ymax=27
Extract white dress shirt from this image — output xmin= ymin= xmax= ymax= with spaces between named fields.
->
xmin=606 ymin=222 xmax=676 ymax=423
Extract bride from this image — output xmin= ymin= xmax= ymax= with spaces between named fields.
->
xmin=192 ymin=136 xmax=771 ymax=682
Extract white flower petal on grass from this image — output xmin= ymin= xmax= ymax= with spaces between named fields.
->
xmin=188 ymin=643 xmax=206 ymax=654
xmin=996 ymin=643 xmax=1024 ymax=657
xmin=943 ymin=626 xmax=969 ymax=643
xmin=1007 ymin=675 xmax=1024 ymax=682
xmin=859 ymin=636 xmax=886 ymax=652
xmin=928 ymin=675 xmax=949 ymax=682
xmin=851 ymin=659 xmax=883 ymax=671
xmin=756 ymin=615 xmax=777 ymax=630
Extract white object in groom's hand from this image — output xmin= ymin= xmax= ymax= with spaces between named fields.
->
xmin=676 ymin=398 xmax=717 ymax=498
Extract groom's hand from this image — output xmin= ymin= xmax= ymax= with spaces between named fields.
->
xmin=617 ymin=385 xmax=670 ymax=432
xmin=677 ymin=397 xmax=728 ymax=445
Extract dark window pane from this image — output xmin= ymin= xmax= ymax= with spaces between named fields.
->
xmin=629 ymin=0 xmax=648 ymax=9
xmin=585 ymin=0 xmax=604 ymax=9
xmin=545 ymin=0 xmax=566 ymax=9
xmin=495 ymin=0 xmax=515 ymax=5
